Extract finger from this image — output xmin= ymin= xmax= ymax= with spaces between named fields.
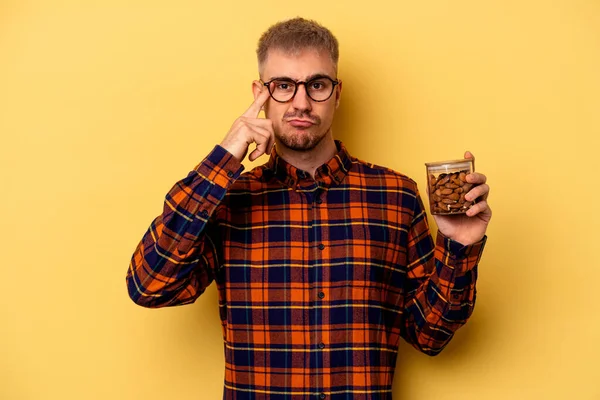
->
xmin=247 ymin=130 xmax=272 ymax=161
xmin=242 ymin=119 xmax=272 ymax=136
xmin=466 ymin=200 xmax=491 ymax=217
xmin=241 ymin=116 xmax=274 ymax=129
xmin=248 ymin=145 xmax=269 ymax=161
xmin=250 ymin=118 xmax=274 ymax=153
xmin=242 ymin=88 xmax=271 ymax=118
xmin=464 ymin=151 xmax=475 ymax=159
xmin=243 ymin=118 xmax=274 ymax=154
xmin=466 ymin=172 xmax=487 ymax=184
xmin=465 ymin=184 xmax=489 ymax=202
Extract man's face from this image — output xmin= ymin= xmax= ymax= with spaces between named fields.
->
xmin=255 ymin=48 xmax=342 ymax=152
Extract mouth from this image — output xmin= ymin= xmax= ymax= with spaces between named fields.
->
xmin=287 ymin=119 xmax=314 ymax=128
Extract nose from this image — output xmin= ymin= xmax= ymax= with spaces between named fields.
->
xmin=291 ymin=83 xmax=312 ymax=112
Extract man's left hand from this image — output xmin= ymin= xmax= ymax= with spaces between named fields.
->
xmin=432 ymin=151 xmax=492 ymax=246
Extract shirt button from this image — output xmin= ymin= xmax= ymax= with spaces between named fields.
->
xmin=319 ymin=394 xmax=326 ymax=399
xmin=318 ymin=291 xmax=325 ymax=299
xmin=316 ymin=197 xmax=323 ymax=204
xmin=200 ymin=210 xmax=209 ymax=218
xmin=318 ymin=342 xmax=325 ymax=349
xmin=318 ymin=244 xmax=325 ymax=250
xmin=227 ymin=171 xmax=234 ymax=178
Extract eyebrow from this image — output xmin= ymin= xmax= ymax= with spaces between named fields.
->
xmin=267 ymin=73 xmax=336 ymax=82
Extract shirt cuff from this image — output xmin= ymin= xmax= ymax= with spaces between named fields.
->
xmin=194 ymin=145 xmax=245 ymax=188
xmin=436 ymin=230 xmax=487 ymax=260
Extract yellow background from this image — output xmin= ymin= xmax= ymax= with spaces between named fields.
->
xmin=1 ymin=0 xmax=599 ymax=399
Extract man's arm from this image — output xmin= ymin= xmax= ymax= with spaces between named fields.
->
xmin=126 ymin=145 xmax=243 ymax=308
xmin=126 ymin=87 xmax=274 ymax=308
xmin=401 ymin=185 xmax=487 ymax=355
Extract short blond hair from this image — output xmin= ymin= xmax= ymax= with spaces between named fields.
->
xmin=257 ymin=17 xmax=339 ymax=73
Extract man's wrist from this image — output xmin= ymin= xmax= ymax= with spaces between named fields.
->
xmin=194 ymin=144 xmax=245 ymax=188
xmin=437 ymin=230 xmax=487 ymax=258
xmin=446 ymin=232 xmax=485 ymax=247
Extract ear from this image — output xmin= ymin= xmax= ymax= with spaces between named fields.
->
xmin=335 ymin=80 xmax=343 ymax=109
xmin=252 ymin=80 xmax=263 ymax=101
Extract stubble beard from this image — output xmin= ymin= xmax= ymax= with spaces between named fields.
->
xmin=276 ymin=128 xmax=328 ymax=151
xmin=275 ymin=113 xmax=331 ymax=152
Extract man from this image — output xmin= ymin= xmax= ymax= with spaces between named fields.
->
xmin=127 ymin=17 xmax=491 ymax=400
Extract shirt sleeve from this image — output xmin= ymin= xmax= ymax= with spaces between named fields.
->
xmin=126 ymin=145 xmax=244 ymax=308
xmin=401 ymin=183 xmax=487 ymax=355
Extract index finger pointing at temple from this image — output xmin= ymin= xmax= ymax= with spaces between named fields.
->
xmin=243 ymin=88 xmax=271 ymax=118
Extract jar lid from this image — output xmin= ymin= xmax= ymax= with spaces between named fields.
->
xmin=424 ymin=158 xmax=473 ymax=167
xmin=425 ymin=159 xmax=473 ymax=173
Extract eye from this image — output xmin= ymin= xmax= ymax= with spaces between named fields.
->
xmin=310 ymin=81 xmax=324 ymax=90
xmin=272 ymin=80 xmax=295 ymax=92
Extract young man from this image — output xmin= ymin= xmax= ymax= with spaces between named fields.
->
xmin=127 ymin=17 xmax=491 ymax=400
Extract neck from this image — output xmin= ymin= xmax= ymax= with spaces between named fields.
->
xmin=275 ymin=132 xmax=337 ymax=178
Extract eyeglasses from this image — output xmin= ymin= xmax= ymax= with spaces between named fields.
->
xmin=261 ymin=76 xmax=339 ymax=103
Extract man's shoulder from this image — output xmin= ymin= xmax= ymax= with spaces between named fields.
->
xmin=349 ymin=155 xmax=418 ymax=191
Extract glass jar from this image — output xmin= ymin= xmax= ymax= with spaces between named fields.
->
xmin=424 ymin=158 xmax=476 ymax=215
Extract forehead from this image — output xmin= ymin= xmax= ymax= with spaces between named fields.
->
xmin=261 ymin=48 xmax=337 ymax=80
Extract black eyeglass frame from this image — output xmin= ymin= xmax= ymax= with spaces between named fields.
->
xmin=261 ymin=76 xmax=340 ymax=103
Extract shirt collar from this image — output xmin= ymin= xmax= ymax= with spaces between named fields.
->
xmin=265 ymin=140 xmax=353 ymax=189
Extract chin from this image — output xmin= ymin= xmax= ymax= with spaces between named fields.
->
xmin=277 ymin=128 xmax=326 ymax=151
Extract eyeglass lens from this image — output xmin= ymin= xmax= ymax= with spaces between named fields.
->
xmin=267 ymin=78 xmax=335 ymax=102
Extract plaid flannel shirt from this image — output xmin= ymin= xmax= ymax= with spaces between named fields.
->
xmin=127 ymin=140 xmax=486 ymax=400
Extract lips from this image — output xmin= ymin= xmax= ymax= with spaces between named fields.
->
xmin=287 ymin=119 xmax=314 ymax=128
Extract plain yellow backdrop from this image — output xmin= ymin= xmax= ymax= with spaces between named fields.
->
xmin=1 ymin=0 xmax=599 ymax=399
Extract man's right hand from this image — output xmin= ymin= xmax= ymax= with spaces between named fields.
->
xmin=220 ymin=87 xmax=274 ymax=162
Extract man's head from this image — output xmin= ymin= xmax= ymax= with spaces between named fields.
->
xmin=253 ymin=18 xmax=342 ymax=152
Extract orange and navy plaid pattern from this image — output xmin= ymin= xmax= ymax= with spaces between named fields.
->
xmin=127 ymin=141 xmax=486 ymax=400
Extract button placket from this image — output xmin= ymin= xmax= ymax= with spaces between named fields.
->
xmin=308 ymin=184 xmax=327 ymax=394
